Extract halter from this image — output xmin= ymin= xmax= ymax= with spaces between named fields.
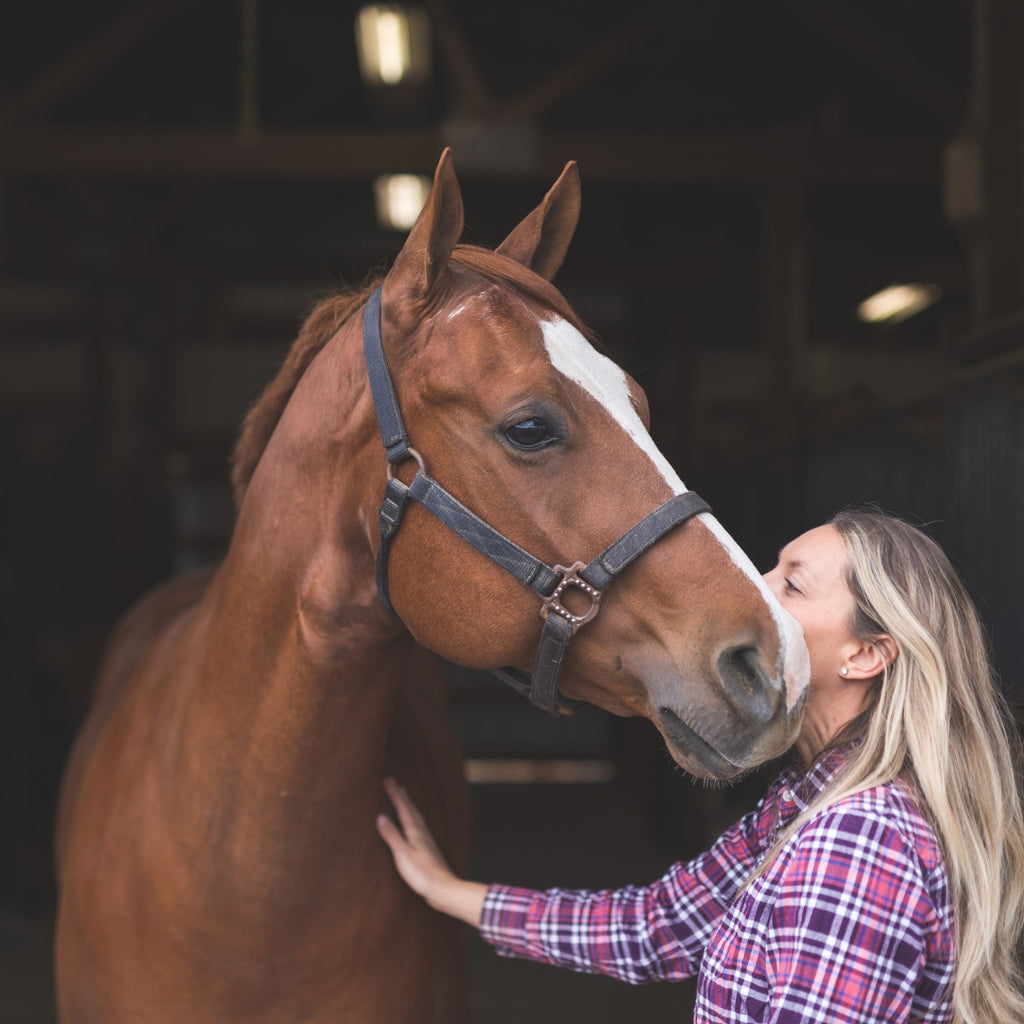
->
xmin=363 ymin=286 xmax=710 ymax=715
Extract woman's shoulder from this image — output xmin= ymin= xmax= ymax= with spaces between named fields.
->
xmin=796 ymin=779 xmax=945 ymax=879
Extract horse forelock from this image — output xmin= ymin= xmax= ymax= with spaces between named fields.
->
xmin=450 ymin=245 xmax=597 ymax=345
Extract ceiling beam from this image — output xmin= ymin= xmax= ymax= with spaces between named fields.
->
xmin=0 ymin=126 xmax=942 ymax=184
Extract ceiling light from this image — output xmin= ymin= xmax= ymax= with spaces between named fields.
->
xmin=857 ymin=284 xmax=941 ymax=324
xmin=374 ymin=174 xmax=431 ymax=230
xmin=355 ymin=5 xmax=431 ymax=86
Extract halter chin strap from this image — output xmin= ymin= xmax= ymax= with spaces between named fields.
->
xmin=362 ymin=286 xmax=710 ymax=715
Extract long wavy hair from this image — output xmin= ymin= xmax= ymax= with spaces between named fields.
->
xmin=764 ymin=508 xmax=1024 ymax=1023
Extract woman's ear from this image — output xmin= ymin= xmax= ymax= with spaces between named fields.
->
xmin=845 ymin=634 xmax=898 ymax=679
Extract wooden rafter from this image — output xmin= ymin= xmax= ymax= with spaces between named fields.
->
xmin=422 ymin=0 xmax=493 ymax=116
xmin=0 ymin=0 xmax=201 ymax=128
xmin=500 ymin=14 xmax=652 ymax=121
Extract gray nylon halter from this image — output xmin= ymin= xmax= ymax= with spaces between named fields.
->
xmin=362 ymin=286 xmax=710 ymax=715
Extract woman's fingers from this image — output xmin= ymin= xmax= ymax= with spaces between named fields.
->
xmin=377 ymin=777 xmax=453 ymax=898
xmin=383 ymin=776 xmax=423 ymax=836
xmin=375 ymin=809 xmax=403 ymax=850
xmin=377 ymin=778 xmax=416 ymax=855
xmin=377 ymin=776 xmax=488 ymax=927
xmin=379 ymin=778 xmax=444 ymax=861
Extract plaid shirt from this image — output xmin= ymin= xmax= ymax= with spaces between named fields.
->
xmin=480 ymin=752 xmax=954 ymax=1023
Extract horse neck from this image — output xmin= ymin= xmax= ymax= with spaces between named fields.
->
xmin=177 ymin=314 xmax=405 ymax=861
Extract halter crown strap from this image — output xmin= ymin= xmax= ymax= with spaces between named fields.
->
xmin=364 ymin=289 xmax=565 ymax=608
xmin=362 ymin=285 xmax=711 ymax=716
xmin=363 ymin=287 xmax=411 ymax=465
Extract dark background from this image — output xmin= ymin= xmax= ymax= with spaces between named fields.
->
xmin=3 ymin=1 xmax=1024 ymax=1019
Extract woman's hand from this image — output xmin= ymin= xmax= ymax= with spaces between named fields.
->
xmin=376 ymin=777 xmax=487 ymax=927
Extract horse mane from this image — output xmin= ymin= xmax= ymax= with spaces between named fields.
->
xmin=229 ymin=246 xmax=597 ymax=511
xmin=229 ymin=273 xmax=384 ymax=509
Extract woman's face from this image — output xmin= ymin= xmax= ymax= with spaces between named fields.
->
xmin=762 ymin=524 xmax=859 ymax=687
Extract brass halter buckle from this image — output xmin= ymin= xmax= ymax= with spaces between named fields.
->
xmin=541 ymin=562 xmax=603 ymax=633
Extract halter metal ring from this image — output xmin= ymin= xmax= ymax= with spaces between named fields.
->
xmin=386 ymin=446 xmax=426 ymax=481
xmin=541 ymin=562 xmax=603 ymax=633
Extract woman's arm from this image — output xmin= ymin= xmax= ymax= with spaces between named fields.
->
xmin=377 ymin=775 xmax=764 ymax=985
xmin=376 ymin=777 xmax=488 ymax=927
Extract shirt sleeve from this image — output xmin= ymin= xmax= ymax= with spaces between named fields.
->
xmin=478 ymin=801 xmax=767 ymax=985
xmin=765 ymin=806 xmax=950 ymax=1023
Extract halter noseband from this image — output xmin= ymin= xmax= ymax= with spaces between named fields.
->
xmin=363 ymin=286 xmax=710 ymax=715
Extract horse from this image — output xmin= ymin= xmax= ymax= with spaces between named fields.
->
xmin=53 ymin=149 xmax=810 ymax=1023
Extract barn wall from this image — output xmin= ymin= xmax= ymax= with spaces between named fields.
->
xmin=944 ymin=317 xmax=1024 ymax=702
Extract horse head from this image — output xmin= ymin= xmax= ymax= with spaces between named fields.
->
xmin=361 ymin=150 xmax=808 ymax=781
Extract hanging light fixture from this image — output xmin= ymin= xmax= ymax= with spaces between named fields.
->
xmin=355 ymin=5 xmax=432 ymax=86
xmin=857 ymin=283 xmax=941 ymax=324
xmin=356 ymin=6 xmax=432 ymax=229
xmin=374 ymin=173 xmax=431 ymax=230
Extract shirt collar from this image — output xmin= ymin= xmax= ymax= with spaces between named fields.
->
xmin=777 ymin=744 xmax=854 ymax=813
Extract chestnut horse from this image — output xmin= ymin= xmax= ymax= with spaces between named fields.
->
xmin=54 ymin=150 xmax=809 ymax=1023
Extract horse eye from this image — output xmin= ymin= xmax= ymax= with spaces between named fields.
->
xmin=505 ymin=417 xmax=554 ymax=450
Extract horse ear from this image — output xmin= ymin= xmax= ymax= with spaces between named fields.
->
xmin=496 ymin=161 xmax=580 ymax=280
xmin=382 ymin=148 xmax=464 ymax=313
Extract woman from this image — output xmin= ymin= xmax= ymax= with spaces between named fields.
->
xmin=377 ymin=509 xmax=1024 ymax=1023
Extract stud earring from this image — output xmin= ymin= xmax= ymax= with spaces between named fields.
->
xmin=840 ymin=667 xmax=849 ymax=676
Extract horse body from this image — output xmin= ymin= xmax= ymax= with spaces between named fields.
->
xmin=56 ymin=324 xmax=466 ymax=1020
xmin=55 ymin=151 xmax=809 ymax=1022
xmin=56 ymin=566 xmax=465 ymax=1022
xmin=57 ymin=581 xmax=465 ymax=1021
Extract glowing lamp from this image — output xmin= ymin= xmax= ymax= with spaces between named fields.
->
xmin=374 ymin=174 xmax=431 ymax=230
xmin=857 ymin=284 xmax=941 ymax=324
xmin=355 ymin=5 xmax=431 ymax=86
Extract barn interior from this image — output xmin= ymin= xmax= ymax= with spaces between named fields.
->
xmin=3 ymin=0 xmax=1024 ymax=1020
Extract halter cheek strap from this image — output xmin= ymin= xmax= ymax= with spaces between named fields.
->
xmin=363 ymin=286 xmax=710 ymax=715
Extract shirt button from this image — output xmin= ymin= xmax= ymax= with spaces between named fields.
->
xmin=780 ymin=787 xmax=794 ymax=803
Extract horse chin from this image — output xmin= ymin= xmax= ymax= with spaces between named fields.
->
xmin=656 ymin=709 xmax=745 ymax=782
xmin=656 ymin=701 xmax=803 ymax=781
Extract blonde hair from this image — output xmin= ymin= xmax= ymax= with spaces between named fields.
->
xmin=764 ymin=508 xmax=1024 ymax=1023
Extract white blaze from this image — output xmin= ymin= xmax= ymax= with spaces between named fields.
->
xmin=540 ymin=317 xmax=685 ymax=493
xmin=540 ymin=315 xmax=809 ymax=710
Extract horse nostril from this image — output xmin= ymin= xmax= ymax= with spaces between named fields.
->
xmin=716 ymin=645 xmax=782 ymax=724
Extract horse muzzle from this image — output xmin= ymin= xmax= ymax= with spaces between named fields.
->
xmin=653 ymin=645 xmax=807 ymax=780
